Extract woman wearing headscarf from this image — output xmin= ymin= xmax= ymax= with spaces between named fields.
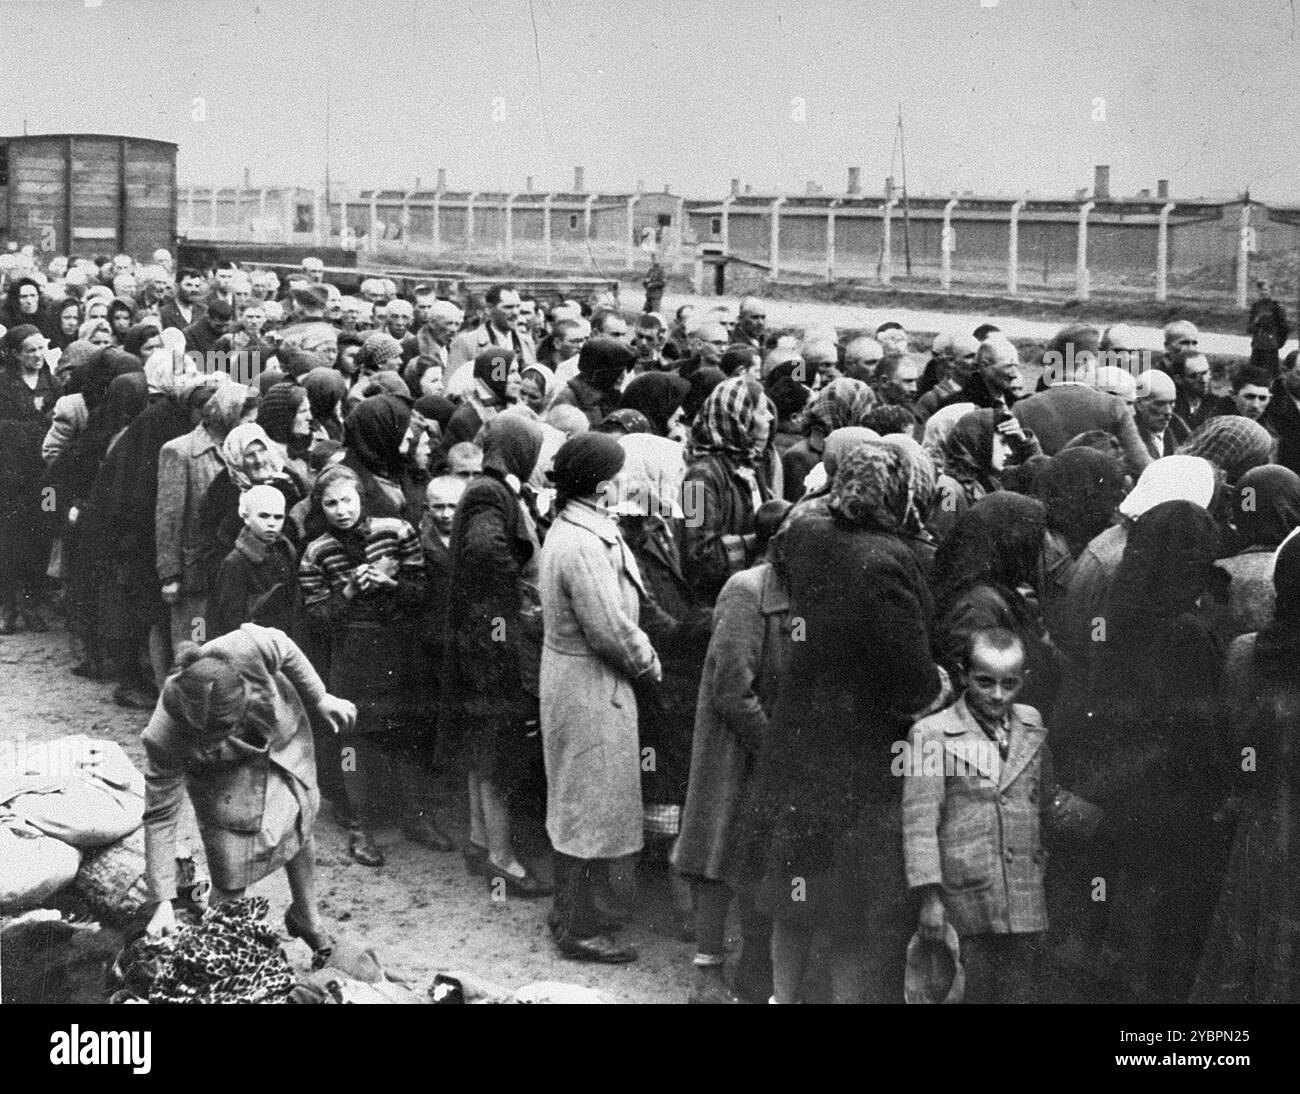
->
xmin=551 ymin=337 xmax=635 ymax=429
xmin=518 ymin=362 xmax=556 ymax=416
xmin=793 ymin=425 xmax=880 ymax=503
xmin=1193 ymin=530 xmax=1300 ymax=1002
xmin=934 ymin=407 xmax=1042 ymax=527
xmin=44 ymin=297 xmax=83 ymax=352
xmin=256 ymin=382 xmax=313 ymax=489
xmin=876 ymin=433 xmax=941 ymax=578
xmin=122 ymin=323 xmax=163 ymax=362
xmin=107 ymin=299 xmax=135 ymax=344
xmin=329 ymin=394 xmax=413 ymax=532
xmin=0 ymin=277 xmax=46 ymax=329
xmin=1216 ymin=464 xmax=1300 ymax=637
xmin=302 ymin=366 xmax=348 ymax=443
xmin=1077 ymin=500 xmax=1228 ymax=1003
xmin=737 ymin=441 xmax=943 ymax=1002
xmin=196 ymin=421 xmax=305 ymax=597
xmin=1178 ymin=414 xmax=1274 ymax=484
xmin=50 ymin=370 xmax=148 ymax=678
xmin=443 ymin=346 xmax=523 ymax=449
xmin=299 ymin=465 xmax=427 ymax=868
xmin=674 ymin=498 xmax=793 ymax=1004
xmin=619 ymin=371 xmax=691 ymax=438
xmin=156 ymin=380 xmax=257 ymax=658
xmin=438 ymin=415 xmax=549 ymax=892
xmin=779 ymin=377 xmax=877 ymax=503
xmin=139 ymin=623 xmax=358 ymax=966
xmin=930 ymin=491 xmax=1056 ymax=711
xmin=0 ymin=324 xmax=61 ymax=633
xmin=921 ymin=400 xmax=977 ymax=474
xmin=539 ymin=432 xmax=661 ymax=963
xmin=680 ymin=376 xmax=775 ymax=603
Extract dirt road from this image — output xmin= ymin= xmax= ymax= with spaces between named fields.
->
xmin=2 ymin=628 xmax=702 ymax=1003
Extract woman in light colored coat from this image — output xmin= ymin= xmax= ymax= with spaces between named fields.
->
xmin=539 ymin=433 xmax=661 ymax=964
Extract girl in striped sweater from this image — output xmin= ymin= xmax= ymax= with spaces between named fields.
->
xmin=299 ymin=464 xmax=429 ymax=867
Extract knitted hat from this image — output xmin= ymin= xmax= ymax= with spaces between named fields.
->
xmin=357 ymin=332 xmax=404 ymax=373
xmin=258 ymin=382 xmax=304 ymax=445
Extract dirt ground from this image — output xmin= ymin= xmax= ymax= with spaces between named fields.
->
xmin=1 ymin=627 xmax=710 ymax=1004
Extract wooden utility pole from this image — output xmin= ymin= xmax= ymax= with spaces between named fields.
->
xmin=898 ymin=105 xmax=912 ymax=277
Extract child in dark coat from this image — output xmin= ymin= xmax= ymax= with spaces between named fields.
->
xmin=206 ymin=484 xmax=301 ymax=642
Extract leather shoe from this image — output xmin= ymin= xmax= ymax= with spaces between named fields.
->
xmin=554 ymin=932 xmax=637 ymax=964
xmin=401 ymin=813 xmax=455 ymax=852
xmin=483 ymin=859 xmax=553 ymax=898
xmin=348 ymin=827 xmax=385 ymax=867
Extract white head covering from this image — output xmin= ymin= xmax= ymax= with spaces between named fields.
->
xmin=1118 ymin=454 xmax=1215 ymax=519
xmin=608 ymin=433 xmax=687 ymax=518
xmin=1096 ymin=365 xmax=1138 ymax=402
xmin=922 ymin=401 xmax=977 ymax=454
xmin=1135 ymin=369 xmax=1176 ymax=401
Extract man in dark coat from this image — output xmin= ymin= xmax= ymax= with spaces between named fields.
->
xmin=159 ymin=268 xmax=208 ymax=331
xmin=1248 ymin=279 xmax=1290 ymax=375
xmin=182 ymin=300 xmax=232 ymax=358
xmin=1171 ymin=353 xmax=1233 ymax=431
xmin=940 ymin=336 xmax=1021 ymax=411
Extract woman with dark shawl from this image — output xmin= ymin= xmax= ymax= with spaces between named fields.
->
xmin=1075 ymin=499 xmax=1228 ymax=1003
xmin=737 ymin=439 xmax=942 ymax=1001
xmin=53 ymin=370 xmax=148 ymax=678
xmin=1193 ymin=529 xmax=1300 ymax=1002
xmin=1216 ymin=464 xmax=1300 ymax=637
xmin=680 ymin=365 xmax=727 ymax=425
xmin=438 ymin=415 xmax=551 ymax=897
xmin=618 ymin=371 xmax=691 ymax=437
xmin=551 ymin=337 xmax=635 ymax=429
xmin=443 ymin=346 xmax=522 ymax=448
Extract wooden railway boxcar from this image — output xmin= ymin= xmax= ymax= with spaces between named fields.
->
xmin=0 ymin=133 xmax=177 ymax=259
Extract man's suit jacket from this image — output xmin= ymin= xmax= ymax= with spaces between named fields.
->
xmin=1265 ymin=381 xmax=1300 ymax=476
xmin=160 ymin=299 xmax=206 ymax=332
xmin=1174 ymin=391 xmax=1233 ymax=433
xmin=1010 ymin=383 xmax=1151 ymax=476
xmin=902 ymin=696 xmax=1049 ymax=936
xmin=447 ymin=323 xmax=536 ymax=372
xmin=1137 ymin=413 xmax=1191 ymax=460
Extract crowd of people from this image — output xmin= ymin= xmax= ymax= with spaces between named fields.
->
xmin=3 ymin=241 xmax=1299 ymax=1004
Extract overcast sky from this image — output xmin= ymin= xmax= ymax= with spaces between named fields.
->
xmin=4 ymin=0 xmax=1296 ymax=202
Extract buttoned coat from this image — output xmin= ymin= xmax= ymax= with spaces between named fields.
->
xmin=141 ymin=624 xmax=325 ymax=899
xmin=673 ymin=561 xmax=792 ymax=880
xmin=903 ymin=696 xmax=1050 ymax=936
xmin=539 ymin=501 xmax=660 ymax=859
xmin=155 ymin=424 xmax=223 ymax=593
xmin=447 ymin=323 xmax=536 ymax=373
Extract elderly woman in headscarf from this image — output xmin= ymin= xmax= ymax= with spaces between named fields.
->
xmin=196 ymin=421 xmax=305 ymax=599
xmin=1216 ymin=464 xmax=1300 ymax=636
xmin=438 ymin=415 xmax=551 ymax=895
xmin=44 ymin=297 xmax=83 ymax=352
xmin=681 ymin=376 xmax=776 ymax=603
xmin=299 ymin=464 xmax=427 ymax=869
xmin=930 ymin=491 xmax=1055 ymax=710
xmin=736 ymin=440 xmax=943 ymax=1002
xmin=921 ymin=400 xmax=976 ymax=473
xmin=794 ymin=425 xmax=880 ymax=504
xmin=518 ymin=362 xmax=556 ymax=417
xmin=0 ymin=324 xmax=61 ymax=633
xmin=876 ymin=432 xmax=940 ymax=577
xmin=443 ymin=346 xmax=523 ymax=449
xmin=156 ymin=380 xmax=257 ymax=659
xmin=551 ymin=337 xmax=636 ymax=428
xmin=619 ymin=371 xmax=692 ymax=439
xmin=302 ymin=366 xmax=348 ymax=443
xmin=539 ymin=432 xmax=661 ymax=963
xmin=779 ymin=377 xmax=877 ymax=503
xmin=1077 ymin=499 xmax=1228 ymax=1003
xmin=1178 ymin=414 xmax=1274 ymax=485
xmin=51 ymin=370 xmax=149 ymax=678
xmin=1193 ymin=529 xmax=1300 ymax=1002
xmin=256 ymin=382 xmax=313 ymax=489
